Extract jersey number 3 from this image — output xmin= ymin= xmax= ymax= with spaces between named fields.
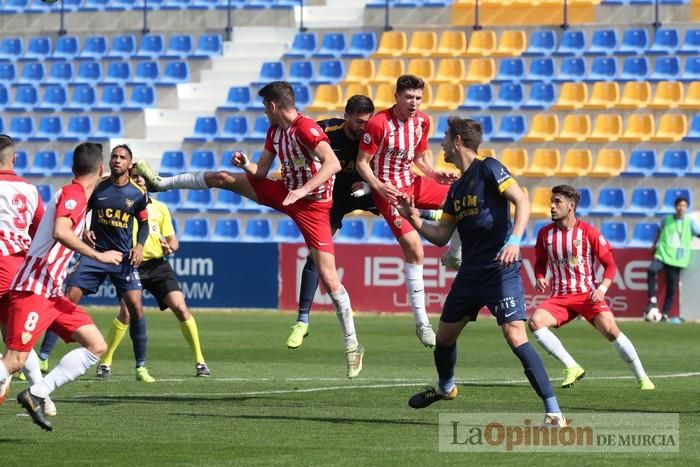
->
xmin=12 ymin=193 xmax=29 ymax=230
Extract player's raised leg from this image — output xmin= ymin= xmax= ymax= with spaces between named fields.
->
xmin=528 ymin=309 xmax=585 ymax=388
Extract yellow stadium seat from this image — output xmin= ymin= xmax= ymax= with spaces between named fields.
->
xmin=522 ymin=114 xmax=559 ymax=143
xmin=531 ymin=187 xmax=553 ymax=219
xmin=479 ymin=148 xmax=496 ymax=158
xmin=343 ymin=83 xmax=372 ymax=102
xmin=589 ymin=149 xmax=625 ymax=178
xmin=552 ymin=82 xmax=587 ymax=110
xmin=463 ymin=31 xmax=497 ymax=57
xmin=648 ymin=81 xmax=684 ymax=110
xmin=426 ymin=83 xmax=463 ymax=111
xmin=306 ymin=85 xmax=342 ymax=112
xmin=371 ymin=59 xmax=405 ymax=86
xmin=373 ymin=83 xmax=395 ymax=110
xmin=523 ymin=149 xmax=560 ymax=177
xmin=584 ymin=82 xmax=619 ymax=109
xmin=434 ymin=31 xmax=467 ymax=57
xmin=463 ymin=58 xmax=496 ymax=84
xmin=407 ymin=59 xmax=435 ymax=82
xmin=373 ymin=31 xmax=408 ymax=58
xmin=419 ymin=83 xmax=433 ymax=107
xmin=341 ymin=59 xmax=375 ymax=86
xmin=557 ymin=149 xmax=592 ymax=177
xmin=493 ymin=30 xmax=527 ymax=57
xmin=433 ymin=58 xmax=465 ymax=85
xmin=680 ymin=82 xmax=700 ymax=110
xmin=433 ymin=150 xmax=456 ymax=174
xmin=555 ymin=114 xmax=591 ymax=142
xmin=616 ymin=81 xmax=651 ymax=109
xmin=586 ymin=114 xmax=623 ymax=143
xmin=650 ymin=113 xmax=687 ymax=142
xmin=500 ymin=148 xmax=528 ymax=176
xmin=405 ymin=31 xmax=438 ymax=58
xmin=619 ymin=114 xmax=655 ymax=143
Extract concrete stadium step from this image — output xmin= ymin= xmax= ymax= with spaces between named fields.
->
xmin=297 ymin=0 xmax=366 ymax=28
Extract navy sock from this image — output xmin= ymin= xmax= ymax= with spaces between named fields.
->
xmin=434 ymin=343 xmax=457 ymax=393
xmin=296 ymin=256 xmax=319 ymax=324
xmin=39 ymin=331 xmax=60 ymax=361
xmin=513 ymin=342 xmax=560 ymax=413
xmin=129 ymin=316 xmax=148 ymax=368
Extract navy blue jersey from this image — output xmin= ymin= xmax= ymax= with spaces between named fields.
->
xmin=89 ymin=178 xmax=149 ymax=253
xmin=317 ymin=118 xmax=363 ymax=204
xmin=442 ymin=156 xmax=516 ymax=272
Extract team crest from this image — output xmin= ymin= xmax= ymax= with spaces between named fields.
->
xmin=599 ymin=235 xmax=608 ymax=246
xmin=363 ymin=133 xmax=371 ymax=145
xmin=21 ymin=331 xmax=32 ymax=344
xmin=64 ymin=199 xmax=77 ymax=210
xmin=125 ymin=198 xmax=135 ymax=208
xmin=415 ymin=126 xmax=422 ymax=140
xmin=310 ymin=127 xmax=320 ymax=137
xmin=574 ymin=239 xmax=581 ymax=247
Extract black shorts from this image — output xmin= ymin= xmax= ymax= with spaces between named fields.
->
xmin=330 ymin=194 xmax=378 ymax=230
xmin=138 ymin=258 xmax=181 ymax=310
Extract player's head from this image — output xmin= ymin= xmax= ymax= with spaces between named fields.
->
xmin=129 ymin=164 xmax=146 ymax=190
xmin=343 ymin=95 xmax=374 ymax=140
xmin=674 ymin=196 xmax=689 ymax=217
xmin=551 ymin=185 xmax=581 ymax=222
xmin=442 ymin=117 xmax=482 ymax=163
xmin=394 ymin=74 xmax=424 ymax=119
xmin=0 ymin=134 xmax=16 ymax=169
xmin=72 ymin=142 xmax=104 ymax=178
xmin=258 ymin=81 xmax=296 ymax=125
xmin=109 ymin=144 xmax=133 ymax=177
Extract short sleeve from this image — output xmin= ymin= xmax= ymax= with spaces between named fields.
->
xmin=441 ymin=184 xmax=457 ymax=219
xmin=483 ymin=157 xmax=516 ymax=193
xmin=296 ymin=118 xmax=330 ymax=150
xmin=160 ymin=203 xmax=175 ymax=237
xmin=415 ymin=116 xmax=430 ymax=154
xmin=55 ymin=183 xmax=86 ymax=226
xmin=359 ymin=115 xmax=385 ymax=155
xmin=263 ymin=126 xmax=277 ymax=154
xmin=587 ymin=224 xmax=614 ymax=256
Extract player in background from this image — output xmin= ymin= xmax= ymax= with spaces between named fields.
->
xmin=135 ymin=81 xmax=364 ymax=378
xmin=0 ymin=142 xmax=123 ymax=431
xmin=356 ymin=74 xmax=458 ymax=349
xmin=93 ymin=165 xmax=210 ymax=378
xmin=396 ymin=117 xmax=566 ymax=426
xmin=528 ymin=185 xmax=655 ymax=390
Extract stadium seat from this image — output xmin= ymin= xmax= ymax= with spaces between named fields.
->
xmin=629 ymin=222 xmax=660 ymax=247
xmin=134 ymin=34 xmax=164 ymax=59
xmin=679 ymin=29 xmax=700 ymax=55
xmin=284 ymin=32 xmax=317 ymax=59
xmin=464 ymin=30 xmax=496 ymax=57
xmin=493 ymin=30 xmax=526 ymax=57
xmin=64 ymin=85 xmax=96 ymax=112
xmin=680 ymin=82 xmax=700 ymax=110
xmin=342 ymin=59 xmax=374 ymax=85
xmin=208 ymin=190 xmax=243 ymax=213
xmin=181 ymin=218 xmax=211 ymax=241
xmin=94 ymin=84 xmax=125 ymax=111
xmin=557 ymin=149 xmax=592 ymax=177
xmin=650 ymin=56 xmax=680 ymax=82
xmin=0 ymin=85 xmax=7 ymax=110
xmin=682 ymin=57 xmax=700 ymax=82
xmin=555 ymin=114 xmax=591 ymax=142
xmin=20 ymin=62 xmax=45 ymax=84
xmin=178 ymin=190 xmax=213 ymax=213
xmin=59 ymin=115 xmax=92 ymax=142
xmin=685 ymin=113 xmax=700 ymax=141
xmin=648 ymin=28 xmax=680 ymax=55
xmin=218 ymin=86 xmax=251 ymax=112
xmin=459 ymin=84 xmax=493 ymax=111
xmin=131 ymin=61 xmax=160 ymax=85
xmin=373 ymin=31 xmax=407 ymax=58
xmin=160 ymin=151 xmax=186 ymax=173
xmin=651 ymin=113 xmax=687 ymax=142
xmin=75 ymin=61 xmax=102 ymax=85
xmin=553 ymin=82 xmax=587 ymax=110
xmin=473 ymin=115 xmax=494 ymax=142
xmin=586 ymin=29 xmax=618 ymax=56
xmin=343 ymin=32 xmax=377 ymax=58
xmin=407 ymin=59 xmax=435 ymax=82
xmin=189 ymin=150 xmax=216 ymax=172
xmin=530 ymin=219 xmax=551 ymax=242
xmin=524 ymin=30 xmax=556 ymax=56
xmin=13 ymin=151 xmax=27 ymax=175
xmin=589 ymin=149 xmax=625 ymax=177
xmin=463 ymin=58 xmax=495 ymax=84
xmin=50 ymin=35 xmax=79 ymax=61
xmin=686 ymin=151 xmax=700 ymax=177
xmin=555 ymin=57 xmax=586 ymax=83
xmin=162 ymin=34 xmax=193 ymax=59
xmin=314 ymin=33 xmax=346 ymax=58
xmin=243 ymin=219 xmax=272 ymax=242
xmin=336 ymin=219 xmax=367 ymax=243
xmin=191 ymin=34 xmax=222 ymax=59
xmin=621 ymin=149 xmax=656 ymax=176
xmin=0 ymin=37 xmax=23 ymax=61
xmin=530 ymin=187 xmax=553 ymax=218
xmin=55 ymin=151 xmax=73 ymax=177
xmin=428 ymin=83 xmax=463 ymax=111
xmin=107 ymin=35 xmax=136 ymax=59
xmin=405 ymin=31 xmax=437 ymax=58
xmin=658 ymin=188 xmax=691 ymax=215
xmin=600 ymin=222 xmax=627 ymax=247
xmin=554 ymin=30 xmax=586 ymax=56
xmin=246 ymin=116 xmax=270 ymax=143
xmin=311 ymin=60 xmax=344 ymax=85
xmin=619 ymin=113 xmax=655 ymax=142
xmin=29 ymin=117 xmax=62 ymax=142
xmin=292 ymin=83 xmax=311 ymax=109
xmin=586 ymin=57 xmax=617 ymax=82
xmin=214 ymin=116 xmax=248 ymax=143
xmin=48 ymin=62 xmax=74 ymax=84
xmin=306 ymin=84 xmax=342 ymax=112
xmin=587 ymin=114 xmax=623 ymax=142
xmin=104 ymin=61 xmax=131 ymax=85
xmin=523 ymin=149 xmax=560 ymax=177
xmin=619 ymin=57 xmax=649 ymax=82
xmin=520 ymin=59 xmax=552 ymax=85
xmin=492 ymin=115 xmax=526 ymax=142
xmin=491 ymin=83 xmax=524 ymax=110
xmin=275 ymin=219 xmax=302 ymax=242
xmin=617 ymin=81 xmax=651 ymax=109
xmin=591 ymin=188 xmax=626 ymax=216
xmin=9 ymin=116 xmax=33 ymax=141
xmin=159 ymin=61 xmax=189 ymax=85
xmin=80 ymin=36 xmax=108 ymax=60
xmin=494 ymin=58 xmax=525 ymax=84
xmin=653 ymin=149 xmax=689 ymax=177
xmin=210 ymin=218 xmax=240 ymax=242
xmin=25 ymin=150 xmax=58 ymax=176
xmin=617 ymin=28 xmax=648 ymax=55
xmin=123 ymin=85 xmax=156 ymax=111
xmin=8 ymin=84 xmax=38 ymax=112
xmin=522 ymin=83 xmax=555 ymax=110
xmin=184 ymin=116 xmax=218 ymax=143
xmin=23 ymin=36 xmax=51 ymax=62
xmin=252 ymin=61 xmax=284 ymax=86
xmin=522 ymin=114 xmax=558 ymax=142
xmin=434 ymin=31 xmax=467 ymax=57
xmin=369 ymin=219 xmax=395 ymax=244
xmin=370 ymin=59 xmax=405 ymax=86
xmin=649 ymin=81 xmax=683 ymax=110
xmin=36 ymin=184 xmax=54 ymax=204
xmin=0 ymin=63 xmax=16 ymax=84
xmin=343 ymin=83 xmax=371 ymax=103
xmin=624 ymin=187 xmax=659 ymax=216
xmin=500 ymin=148 xmax=528 ymax=176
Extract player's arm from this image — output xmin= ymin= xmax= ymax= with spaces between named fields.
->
xmin=130 ymin=192 xmax=150 ymax=266
xmin=158 ymin=203 xmax=178 ymax=255
xmin=588 ymin=229 xmax=617 ymax=304
xmin=282 ymin=141 xmax=340 ymax=206
xmin=534 ymin=232 xmax=549 ymax=293
xmin=232 ymin=149 xmax=275 ymax=179
xmin=356 ymin=149 xmax=402 ymax=203
xmin=53 ymin=217 xmax=121 ymax=265
xmin=498 ymin=182 xmax=530 ymax=266
xmin=413 ymin=150 xmax=458 ymax=185
xmin=28 ymin=196 xmax=45 ymax=239
xmin=395 ymin=195 xmax=457 ymax=246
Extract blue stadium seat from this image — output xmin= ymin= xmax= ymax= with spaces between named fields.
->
xmin=531 ymin=219 xmax=550 ymax=243
xmin=81 ymin=0 xmax=109 ymax=11
xmin=56 ymin=151 xmax=73 ymax=177
xmin=245 ymin=116 xmax=270 ymax=143
xmin=522 ymin=82 xmax=555 ymax=110
xmin=80 ymin=36 xmax=108 ymax=60
xmin=35 ymin=84 xmax=67 ymax=112
xmin=336 ymin=219 xmax=367 ymax=243
xmin=343 ymin=32 xmax=377 ymax=58
xmin=218 ymin=150 xmax=242 ymax=171
xmin=107 ymin=35 xmax=137 ymax=59
xmin=654 ymin=150 xmax=689 ymax=177
xmin=9 ymin=116 xmax=33 ymax=142
xmin=178 ymin=190 xmax=213 ymax=213
xmin=685 ymin=114 xmax=700 ymax=142
xmin=94 ymin=84 xmax=125 ymax=111
xmin=135 ymin=34 xmax=165 ymax=59
xmin=591 ymin=187 xmax=625 ymax=216
xmin=29 ymin=117 xmax=62 ymax=143
xmin=491 ymin=115 xmax=526 ymax=142
xmin=208 ymin=190 xmax=243 ymax=213
xmin=554 ymin=30 xmax=586 ymax=56
xmin=0 ymin=63 xmax=16 ymax=84
xmin=275 ymin=219 xmax=302 ymax=242
xmin=8 ymin=84 xmax=38 ymax=112
xmin=185 ymin=117 xmax=218 ymax=143
xmin=621 ymin=149 xmax=656 ymax=177
xmin=524 ymin=58 xmax=555 ymax=83
xmin=619 ymin=56 xmax=649 ymax=82
xmin=0 ymin=85 xmax=8 ymax=110
xmin=311 ymin=60 xmax=344 ymax=85
xmin=0 ymin=37 xmax=22 ymax=61
xmin=158 ymin=61 xmax=189 ymax=85
xmin=459 ymin=84 xmax=493 ymax=111
xmin=211 ymin=219 xmax=240 ymax=242
xmin=37 ymin=184 xmax=54 ymax=204
xmin=123 ymin=85 xmax=156 ymax=111
xmin=59 ymin=115 xmax=92 ymax=142
xmin=624 ymin=187 xmax=659 ymax=217
xmin=686 ymin=151 xmax=700 ymax=177
xmin=193 ymin=0 xmax=222 ymax=10
xmin=554 ymin=57 xmax=586 ymax=83
xmin=190 ymin=34 xmax=222 ymax=59
xmin=586 ymin=57 xmax=617 ymax=82
xmin=586 ymin=29 xmax=617 ymax=56
xmin=658 ymin=188 xmax=691 ymax=215
xmin=105 ymin=0 xmax=134 ymax=10
xmin=22 ymin=36 xmax=52 ymax=62
xmin=131 ymin=61 xmax=160 ymax=85
xmin=524 ymin=30 xmax=556 ymax=56
xmin=104 ymin=61 xmax=131 ymax=85
xmin=190 ymin=150 xmax=216 ymax=171
xmin=65 ymin=84 xmax=96 ymax=112
xmin=600 ymin=222 xmax=627 ymax=247
xmin=679 ymin=29 xmax=700 ymax=55
xmin=171 ymin=218 xmax=179 ymax=236
xmin=577 ymin=187 xmax=592 ymax=216
xmin=649 ymin=56 xmax=679 ymax=82
xmin=288 ymin=60 xmax=314 ymax=85
xmin=25 ymin=150 xmax=58 ymax=176
xmin=181 ymin=218 xmax=211 ymax=241
xmin=369 ymin=219 xmax=395 ymax=244
xmin=51 ymin=35 xmax=80 ymax=61
xmin=162 ymin=34 xmax=193 ymax=59
xmin=14 ymin=150 xmax=28 ymax=175
xmin=214 ymin=116 xmax=248 ymax=143
xmin=20 ymin=62 xmax=45 ymax=84
xmin=75 ymin=60 xmax=102 ymax=85
xmin=94 ymin=115 xmax=123 ymax=139
xmin=243 ymin=219 xmax=272 ymax=242
xmin=617 ymin=28 xmax=649 ymax=55
xmin=682 ymin=57 xmax=700 ymax=82
xmin=253 ymin=61 xmax=284 ymax=86
xmin=160 ymin=150 xmax=186 ymax=173
xmin=648 ymin=28 xmax=680 ymax=55
xmin=218 ymin=87 xmax=250 ymax=113
xmin=491 ymin=83 xmax=524 ymax=110
xmin=629 ymin=222 xmax=660 ymax=247
xmin=430 ymin=116 xmax=448 ymax=143
xmin=284 ymin=32 xmax=318 ymax=58
xmin=314 ymin=33 xmax=346 ymax=58
xmin=473 ymin=115 xmax=494 ymax=142
xmin=48 ymin=62 xmax=74 ymax=83
xmin=494 ymin=58 xmax=525 ymax=84
xmin=154 ymin=190 xmax=182 ymax=210
xmin=292 ymin=83 xmax=311 ymax=109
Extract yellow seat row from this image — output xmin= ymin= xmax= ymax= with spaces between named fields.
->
xmin=554 ymin=82 xmax=700 ymax=111
xmin=343 ymin=58 xmax=495 ymax=86
xmin=373 ymin=30 xmax=527 ymax=59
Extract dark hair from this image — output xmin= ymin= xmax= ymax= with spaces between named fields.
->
xmin=258 ymin=81 xmax=295 ymax=110
xmin=446 ymin=117 xmax=482 ymax=152
xmin=0 ymin=134 xmax=14 ymax=153
xmin=72 ymin=142 xmax=104 ymax=177
xmin=552 ymin=185 xmax=581 ymax=208
xmin=344 ymin=95 xmax=374 ymax=115
xmin=675 ymin=196 xmax=689 ymax=207
xmin=395 ymin=74 xmax=425 ymax=94
xmin=111 ymin=144 xmax=133 ymax=159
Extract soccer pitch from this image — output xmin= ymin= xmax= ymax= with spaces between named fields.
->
xmin=3 ymin=309 xmax=698 ymax=466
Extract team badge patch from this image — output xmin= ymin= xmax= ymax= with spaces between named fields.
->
xmin=363 ymin=133 xmax=371 ymax=144
xmin=599 ymin=235 xmax=608 ymax=246
xmin=310 ymin=127 xmax=320 ymax=137
xmin=125 ymin=199 xmax=135 ymax=208
xmin=21 ymin=332 xmax=32 ymax=344
xmin=64 ymin=199 xmax=77 ymax=210
xmin=574 ymin=239 xmax=581 ymax=247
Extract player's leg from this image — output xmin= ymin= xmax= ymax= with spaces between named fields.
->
xmin=97 ymin=300 xmax=130 ymax=378
xmin=288 ymin=254 xmax=318 ymax=349
xmin=121 ymin=289 xmax=154 ymax=382
xmin=162 ymin=290 xmax=210 ymax=377
xmin=397 ymin=230 xmax=435 ymax=347
xmin=645 ymin=258 xmax=664 ymax=314
xmin=661 ymin=264 xmax=681 ymax=321
xmin=591 ymin=311 xmax=654 ymax=389
xmin=37 ymin=331 xmax=60 ymax=372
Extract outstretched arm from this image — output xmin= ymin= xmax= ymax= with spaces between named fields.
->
xmin=54 ymin=217 xmax=122 ymax=265
xmin=394 ymin=195 xmax=457 ymax=247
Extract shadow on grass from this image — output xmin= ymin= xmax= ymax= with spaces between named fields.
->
xmin=564 ymin=406 xmax=700 ymax=415
xmin=175 ymin=413 xmax=437 ymax=426
xmin=58 ymin=394 xmax=266 ymax=406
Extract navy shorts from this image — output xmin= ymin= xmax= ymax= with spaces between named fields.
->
xmin=330 ymin=194 xmax=378 ymax=230
xmin=65 ymin=255 xmax=141 ymax=297
xmin=441 ymin=263 xmax=527 ymax=326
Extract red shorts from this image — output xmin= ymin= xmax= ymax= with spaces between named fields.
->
xmin=0 ymin=254 xmax=26 ymax=323
xmin=372 ymin=176 xmax=450 ymax=239
xmin=247 ymin=175 xmax=334 ymax=254
xmin=538 ymin=292 xmax=611 ymax=328
xmin=4 ymin=291 xmax=95 ymax=352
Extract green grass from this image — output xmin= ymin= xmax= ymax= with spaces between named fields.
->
xmin=3 ymin=309 xmax=698 ymax=466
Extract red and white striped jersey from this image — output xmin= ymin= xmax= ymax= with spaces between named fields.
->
xmin=11 ymin=181 xmax=88 ymax=298
xmin=359 ymin=107 xmax=430 ymax=189
xmin=0 ymin=170 xmax=44 ymax=257
xmin=264 ymin=114 xmax=334 ymax=200
xmin=535 ymin=220 xmax=613 ymax=296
